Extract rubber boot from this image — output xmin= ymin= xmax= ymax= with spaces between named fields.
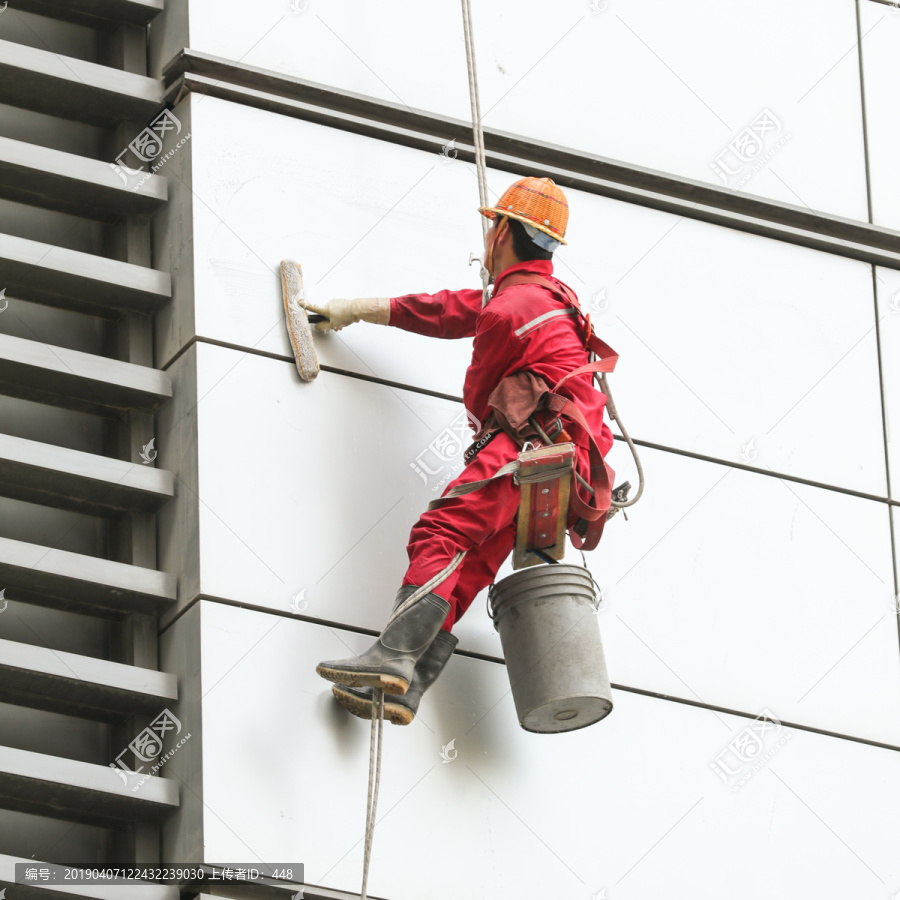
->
xmin=331 ymin=630 xmax=458 ymax=725
xmin=315 ymin=586 xmax=451 ymax=694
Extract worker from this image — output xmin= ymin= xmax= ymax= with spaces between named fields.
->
xmin=306 ymin=177 xmax=615 ymax=726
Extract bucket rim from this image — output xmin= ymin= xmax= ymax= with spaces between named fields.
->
xmin=488 ymin=562 xmax=601 ymax=623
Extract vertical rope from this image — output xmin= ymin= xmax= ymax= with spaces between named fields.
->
xmin=358 ymin=550 xmax=465 ymax=899
xmin=360 ymin=688 xmax=384 ymax=900
xmin=357 ymin=13 xmax=491 ymax=894
xmin=460 ymin=0 xmax=488 ymax=216
xmin=460 ymin=0 xmax=492 ymax=306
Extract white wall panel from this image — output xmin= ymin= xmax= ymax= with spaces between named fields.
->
xmin=192 ymin=343 xmax=458 ymax=617
xmin=875 ymin=267 xmax=900 ymax=498
xmin=190 ymin=96 xmax=884 ymax=493
xmin=893 ymin=505 xmax=900 ymax=599
xmin=860 ymin=1 xmax=900 ymax=231
xmin=584 ymin=446 xmax=899 ymax=746
xmin=184 ymin=0 xmax=868 ymax=219
xmin=186 ymin=95 xmax=475 ymax=398
xmin=569 ymin=211 xmax=885 ymax=496
xmin=197 ymin=602 xmax=900 ymax=900
xmin=191 ymin=343 xmax=899 ymax=742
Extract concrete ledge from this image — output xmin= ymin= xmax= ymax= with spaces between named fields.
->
xmin=0 ymin=745 xmax=179 ymax=826
xmin=0 ymin=232 xmax=171 ymax=315
xmin=11 ymin=0 xmax=164 ymax=30
xmin=0 ymin=536 xmax=177 ymax=616
xmin=0 ymin=332 xmax=173 ymax=415
xmin=0 ymin=637 xmax=178 ymax=721
xmin=0 ymin=136 xmax=167 ymax=221
xmin=0 ymin=433 xmax=175 ymax=515
xmin=165 ymin=51 xmax=900 ymax=270
xmin=0 ymin=39 xmax=163 ymax=126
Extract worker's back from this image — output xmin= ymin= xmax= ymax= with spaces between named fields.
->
xmin=463 ymin=260 xmax=615 ymax=458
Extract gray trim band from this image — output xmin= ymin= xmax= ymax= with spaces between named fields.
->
xmin=162 ymin=50 xmax=900 ymax=270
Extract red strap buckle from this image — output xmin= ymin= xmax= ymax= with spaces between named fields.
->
xmin=583 ymin=313 xmax=593 ymax=350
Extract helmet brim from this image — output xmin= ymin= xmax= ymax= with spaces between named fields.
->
xmin=478 ymin=206 xmax=567 ymax=246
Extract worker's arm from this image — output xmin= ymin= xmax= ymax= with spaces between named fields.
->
xmin=300 ymin=288 xmax=481 ymax=338
xmin=387 ymin=288 xmax=483 ymax=339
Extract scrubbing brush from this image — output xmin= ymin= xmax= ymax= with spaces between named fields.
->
xmin=280 ymin=259 xmax=321 ymax=382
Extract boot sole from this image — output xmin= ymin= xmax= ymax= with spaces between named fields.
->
xmin=316 ymin=664 xmax=409 ymax=695
xmin=331 ymin=686 xmax=415 ymax=726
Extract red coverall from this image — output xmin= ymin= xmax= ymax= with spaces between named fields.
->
xmin=389 ymin=259 xmax=614 ymax=631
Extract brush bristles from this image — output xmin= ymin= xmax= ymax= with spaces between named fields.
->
xmin=280 ymin=259 xmax=319 ymax=382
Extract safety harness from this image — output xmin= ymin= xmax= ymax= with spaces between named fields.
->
xmin=428 ymin=272 xmax=621 ymax=558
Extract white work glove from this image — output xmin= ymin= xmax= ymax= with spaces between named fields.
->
xmin=299 ymin=297 xmax=390 ymax=332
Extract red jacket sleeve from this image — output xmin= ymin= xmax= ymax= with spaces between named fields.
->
xmin=389 ymin=288 xmax=482 ymax=339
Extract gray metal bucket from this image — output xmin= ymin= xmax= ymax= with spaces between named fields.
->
xmin=489 ymin=564 xmax=612 ymax=734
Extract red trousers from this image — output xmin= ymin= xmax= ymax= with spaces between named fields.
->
xmin=402 ymin=431 xmax=591 ymax=631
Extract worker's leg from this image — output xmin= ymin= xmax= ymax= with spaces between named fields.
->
xmin=442 ymin=526 xmax=516 ymax=629
xmin=402 ymin=431 xmax=523 ymax=618
xmin=405 ymin=430 xmax=595 ymax=630
xmin=316 ymin=435 xmax=520 ymax=693
xmin=316 ymin=431 xmax=592 ymax=691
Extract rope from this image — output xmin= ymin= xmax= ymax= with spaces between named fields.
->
xmin=360 ymin=688 xmax=384 ymax=900
xmin=358 ymin=551 xmax=465 ymax=897
xmin=461 ymin=0 xmax=488 ymax=218
xmin=597 ymin=373 xmax=644 ymax=508
xmin=460 ymin=0 xmax=492 ymax=307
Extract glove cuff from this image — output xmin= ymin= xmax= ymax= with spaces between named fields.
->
xmin=356 ymin=297 xmax=391 ymax=326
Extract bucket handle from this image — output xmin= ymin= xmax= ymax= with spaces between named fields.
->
xmin=575 ymin=546 xmax=605 ymax=611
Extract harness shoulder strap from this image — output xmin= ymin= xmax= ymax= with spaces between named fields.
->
xmin=499 ymin=272 xmax=580 ymax=309
xmin=499 ymin=273 xmax=619 ymax=376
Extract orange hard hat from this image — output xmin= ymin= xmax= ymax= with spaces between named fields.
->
xmin=479 ymin=176 xmax=568 ymax=248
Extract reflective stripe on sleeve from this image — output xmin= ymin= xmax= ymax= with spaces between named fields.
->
xmin=513 ymin=307 xmax=579 ymax=338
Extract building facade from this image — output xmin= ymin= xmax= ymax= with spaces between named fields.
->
xmin=0 ymin=1 xmax=899 ymax=898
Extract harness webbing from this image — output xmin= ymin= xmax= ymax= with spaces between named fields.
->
xmin=429 ymin=272 xmax=623 ymax=549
